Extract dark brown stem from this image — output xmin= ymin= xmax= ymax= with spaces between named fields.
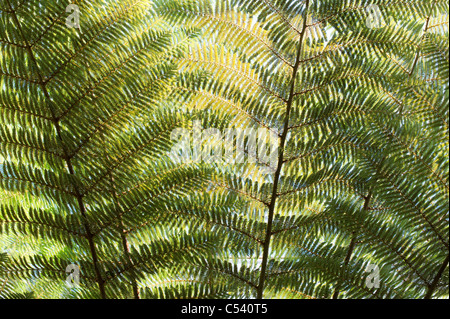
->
xmin=332 ymin=236 xmax=358 ymax=299
xmin=5 ymin=0 xmax=106 ymax=298
xmin=424 ymin=254 xmax=449 ymax=299
xmin=409 ymin=10 xmax=432 ymax=78
xmin=400 ymin=7 xmax=432 ymax=114
xmin=332 ymin=192 xmax=372 ymax=299
xmin=256 ymin=0 xmax=310 ymax=299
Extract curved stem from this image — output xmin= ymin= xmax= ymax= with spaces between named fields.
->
xmin=424 ymin=254 xmax=449 ymax=299
xmin=256 ymin=0 xmax=310 ymax=299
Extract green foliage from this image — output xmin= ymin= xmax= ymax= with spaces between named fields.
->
xmin=0 ymin=253 xmax=35 ymax=298
xmin=0 ymin=0 xmax=448 ymax=299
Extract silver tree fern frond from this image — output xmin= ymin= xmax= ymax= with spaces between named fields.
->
xmin=1 ymin=0 xmax=216 ymax=299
